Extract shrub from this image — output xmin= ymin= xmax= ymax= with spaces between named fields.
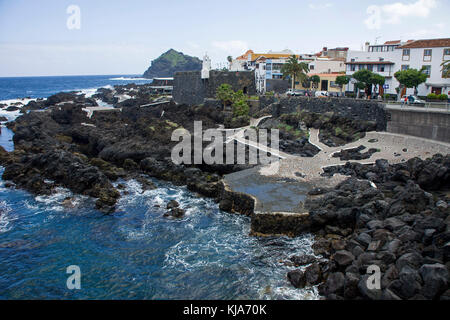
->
xmin=216 ymin=84 xmax=234 ymax=106
xmin=232 ymin=99 xmax=249 ymax=117
xmin=438 ymin=94 xmax=448 ymax=100
xmin=427 ymin=93 xmax=438 ymax=100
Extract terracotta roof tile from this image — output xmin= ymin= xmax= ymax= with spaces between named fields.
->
xmin=384 ymin=40 xmax=401 ymax=45
xmin=398 ymin=38 xmax=450 ymax=48
xmin=345 ymin=61 xmax=394 ymax=65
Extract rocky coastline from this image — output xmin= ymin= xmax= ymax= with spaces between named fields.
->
xmin=0 ymin=84 xmax=449 ymax=300
xmin=288 ymin=155 xmax=449 ymax=300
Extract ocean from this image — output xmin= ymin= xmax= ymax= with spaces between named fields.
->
xmin=0 ymin=75 xmax=318 ymax=299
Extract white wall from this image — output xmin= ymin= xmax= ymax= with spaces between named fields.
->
xmin=346 ymin=47 xmax=450 ymax=97
xmin=309 ymin=59 xmax=345 ymax=74
xmin=404 ymin=47 xmax=450 ymax=96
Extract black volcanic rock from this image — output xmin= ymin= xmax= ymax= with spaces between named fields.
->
xmin=143 ymin=49 xmax=202 ymax=79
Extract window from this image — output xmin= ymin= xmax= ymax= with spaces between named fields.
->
xmin=401 ymin=65 xmax=409 ymax=71
xmin=310 ymin=65 xmax=315 ymax=70
xmin=266 ymin=63 xmax=272 ymax=71
xmin=422 ymin=65 xmax=431 ymax=77
xmin=350 ymin=65 xmax=356 ymax=71
xmin=424 ymin=49 xmax=432 ymax=61
xmin=402 ymin=48 xmax=410 ymax=61
xmin=379 ymin=58 xmax=384 ymax=61
xmin=351 ymin=58 xmax=355 ymax=62
xmin=379 ymin=65 xmax=385 ymax=72
xmin=330 ymin=81 xmax=340 ymax=88
xmin=367 ymin=65 xmax=373 ymax=71
xmin=444 ymin=48 xmax=450 ymax=55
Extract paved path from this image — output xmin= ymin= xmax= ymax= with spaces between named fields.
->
xmin=81 ymin=106 xmax=120 ymax=119
xmin=220 ymin=116 xmax=289 ymax=159
xmin=386 ymin=103 xmax=450 ymax=113
xmin=260 ymin=128 xmax=450 ymax=188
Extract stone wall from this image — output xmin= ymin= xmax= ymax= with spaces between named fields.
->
xmin=271 ymin=97 xmax=388 ymax=131
xmin=205 ymin=70 xmax=256 ymax=97
xmin=173 ymin=70 xmax=256 ymax=106
xmin=173 ymin=71 xmax=206 ymax=106
xmin=386 ymin=107 xmax=450 ymax=143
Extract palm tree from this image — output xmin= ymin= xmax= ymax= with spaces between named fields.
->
xmin=227 ymin=56 xmax=233 ymax=69
xmin=441 ymin=60 xmax=450 ymax=78
xmin=281 ymin=55 xmax=310 ymax=89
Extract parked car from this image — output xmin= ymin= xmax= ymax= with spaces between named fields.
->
xmin=315 ymin=91 xmax=329 ymax=98
xmin=286 ymin=89 xmax=305 ymax=96
xmin=401 ymin=95 xmax=425 ymax=106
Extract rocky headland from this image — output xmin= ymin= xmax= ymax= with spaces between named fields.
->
xmin=143 ymin=49 xmax=202 ymax=79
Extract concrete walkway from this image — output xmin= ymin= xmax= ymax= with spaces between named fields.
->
xmin=260 ymin=128 xmax=450 ymax=188
xmin=81 ymin=106 xmax=121 ymax=119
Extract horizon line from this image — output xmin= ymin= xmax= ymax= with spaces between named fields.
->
xmin=0 ymin=73 xmax=146 ymax=79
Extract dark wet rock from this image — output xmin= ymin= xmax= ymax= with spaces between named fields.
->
xmin=287 ymin=270 xmax=306 ymax=288
xmin=166 ymin=200 xmax=180 ymax=209
xmin=343 ymin=272 xmax=360 ymax=299
xmin=308 ymin=187 xmax=329 ymax=196
xmin=305 ymin=263 xmax=322 ymax=285
xmin=396 ymin=252 xmax=423 ymax=271
xmin=358 ymin=275 xmax=383 ymax=300
xmin=395 ymin=265 xmax=422 ymax=299
xmin=300 ymin=154 xmax=449 ymax=300
xmin=333 ymin=250 xmax=355 ymax=267
xmin=355 ymin=233 xmax=372 ymax=248
xmin=289 ymin=254 xmax=316 ymax=267
xmin=419 ymin=263 xmax=449 ymax=299
xmin=322 ymin=272 xmax=345 ymax=296
xmin=164 ymin=207 xmax=185 ymax=218
xmin=332 ymin=145 xmax=379 ymax=161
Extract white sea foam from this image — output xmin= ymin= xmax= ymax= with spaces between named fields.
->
xmin=0 ymin=200 xmax=13 ymax=233
xmin=109 ymin=77 xmax=150 ymax=81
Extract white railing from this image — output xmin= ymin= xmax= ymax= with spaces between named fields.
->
xmin=387 ymin=101 xmax=450 ymax=111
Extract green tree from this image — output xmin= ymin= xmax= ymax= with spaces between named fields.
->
xmin=310 ymin=75 xmax=321 ymax=90
xmin=216 ymin=83 xmax=234 ymax=107
xmin=354 ymin=82 xmax=366 ymax=98
xmin=227 ymin=56 xmax=233 ymax=69
xmin=441 ymin=59 xmax=450 ymax=78
xmin=394 ymin=67 xmax=428 ymax=100
xmin=335 ymin=75 xmax=350 ymax=94
xmin=352 ymin=69 xmax=374 ymax=98
xmin=369 ymin=74 xmax=386 ymax=97
xmin=281 ymin=55 xmax=310 ymax=89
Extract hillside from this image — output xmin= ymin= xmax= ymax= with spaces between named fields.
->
xmin=143 ymin=49 xmax=202 ymax=79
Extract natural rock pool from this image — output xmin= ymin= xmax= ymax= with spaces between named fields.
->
xmin=225 ymin=167 xmax=311 ymax=213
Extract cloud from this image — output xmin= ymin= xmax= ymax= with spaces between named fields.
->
xmin=405 ymin=22 xmax=447 ymax=38
xmin=211 ymin=40 xmax=248 ymax=54
xmin=364 ymin=0 xmax=437 ymax=30
xmin=308 ymin=3 xmax=333 ymax=10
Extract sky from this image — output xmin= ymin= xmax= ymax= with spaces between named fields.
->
xmin=0 ymin=0 xmax=449 ymax=77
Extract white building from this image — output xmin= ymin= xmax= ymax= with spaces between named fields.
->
xmin=309 ymin=58 xmax=346 ymax=74
xmin=231 ymin=49 xmax=345 ymax=93
xmin=346 ymin=38 xmax=450 ymax=97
